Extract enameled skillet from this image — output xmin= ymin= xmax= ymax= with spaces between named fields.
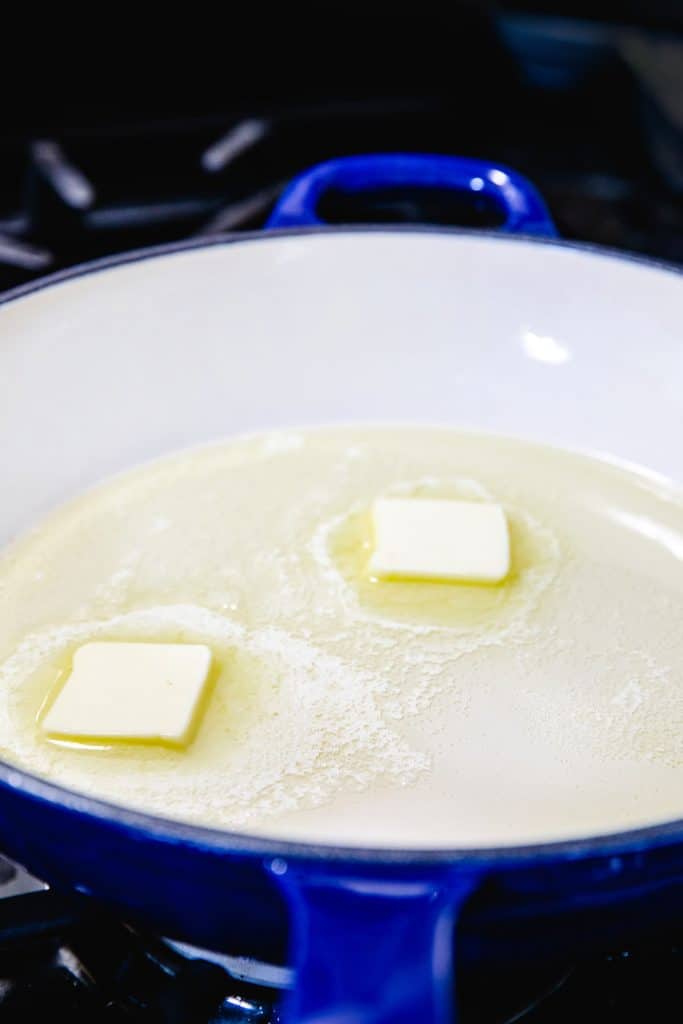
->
xmin=0 ymin=154 xmax=681 ymax=1023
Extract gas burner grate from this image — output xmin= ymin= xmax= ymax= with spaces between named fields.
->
xmin=0 ymin=858 xmax=681 ymax=1023
xmin=0 ymin=885 xmax=278 ymax=1023
xmin=0 ymin=15 xmax=681 ymax=295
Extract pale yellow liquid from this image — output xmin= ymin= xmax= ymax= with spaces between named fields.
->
xmin=0 ymin=426 xmax=681 ymax=847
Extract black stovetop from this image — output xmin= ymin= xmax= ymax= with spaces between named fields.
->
xmin=0 ymin=12 xmax=681 ymax=298
xmin=0 ymin=856 xmax=681 ymax=1023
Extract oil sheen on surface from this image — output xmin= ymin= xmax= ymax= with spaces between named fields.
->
xmin=0 ymin=426 xmax=681 ymax=847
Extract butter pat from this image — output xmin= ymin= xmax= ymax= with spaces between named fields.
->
xmin=369 ymin=497 xmax=510 ymax=583
xmin=42 ymin=642 xmax=213 ymax=746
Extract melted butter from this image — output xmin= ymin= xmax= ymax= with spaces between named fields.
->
xmin=329 ymin=485 xmax=554 ymax=631
xmin=14 ymin=627 xmax=269 ymax=770
xmin=35 ymin=635 xmax=222 ymax=752
xmin=0 ymin=425 xmax=680 ymax=846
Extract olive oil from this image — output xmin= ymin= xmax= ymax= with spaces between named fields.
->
xmin=0 ymin=426 xmax=680 ymax=846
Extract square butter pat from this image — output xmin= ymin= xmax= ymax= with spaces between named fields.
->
xmin=369 ymin=497 xmax=510 ymax=583
xmin=41 ymin=642 xmax=213 ymax=746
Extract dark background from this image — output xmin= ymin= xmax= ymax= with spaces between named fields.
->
xmin=0 ymin=3 xmax=680 ymax=293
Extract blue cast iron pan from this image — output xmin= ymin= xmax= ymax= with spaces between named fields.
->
xmin=0 ymin=154 xmax=681 ymax=1024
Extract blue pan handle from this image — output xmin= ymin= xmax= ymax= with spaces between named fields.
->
xmin=267 ymin=859 xmax=482 ymax=1024
xmin=266 ymin=153 xmax=557 ymax=237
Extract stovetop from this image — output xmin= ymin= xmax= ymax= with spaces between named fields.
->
xmin=0 ymin=855 xmax=681 ymax=1023
xmin=0 ymin=12 xmax=681 ymax=297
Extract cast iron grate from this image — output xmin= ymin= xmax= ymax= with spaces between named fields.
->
xmin=0 ymin=15 xmax=680 ymax=295
xmin=0 ymin=863 xmax=681 ymax=1023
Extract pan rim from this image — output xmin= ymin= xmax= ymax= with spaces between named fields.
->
xmin=0 ymin=224 xmax=681 ymax=867
xmin=0 ymin=225 xmax=681 ymax=317
xmin=2 ymin=754 xmax=682 ymax=866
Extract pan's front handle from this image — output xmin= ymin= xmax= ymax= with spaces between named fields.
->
xmin=266 ymin=153 xmax=557 ymax=237
xmin=267 ymin=858 xmax=482 ymax=1024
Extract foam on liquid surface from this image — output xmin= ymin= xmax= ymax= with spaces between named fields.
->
xmin=0 ymin=426 xmax=681 ymax=847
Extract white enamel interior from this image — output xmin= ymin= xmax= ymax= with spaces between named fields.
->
xmin=1 ymin=232 xmax=681 ymax=549
xmin=0 ymin=231 xmax=682 ymax=846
